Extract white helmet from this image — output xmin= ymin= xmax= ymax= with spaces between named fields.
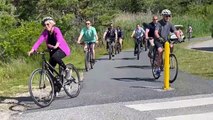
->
xmin=161 ymin=9 xmax=171 ymax=16
xmin=41 ymin=16 xmax=54 ymax=26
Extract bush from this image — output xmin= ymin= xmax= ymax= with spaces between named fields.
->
xmin=3 ymin=21 xmax=42 ymax=58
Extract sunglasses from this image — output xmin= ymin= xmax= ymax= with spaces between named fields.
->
xmin=43 ymin=23 xmax=50 ymax=27
xmin=165 ymin=15 xmax=171 ymax=17
xmin=86 ymin=23 xmax=90 ymax=25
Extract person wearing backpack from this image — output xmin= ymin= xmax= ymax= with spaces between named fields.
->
xmin=103 ymin=23 xmax=118 ymax=57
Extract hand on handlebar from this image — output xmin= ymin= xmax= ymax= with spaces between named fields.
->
xmin=77 ymin=41 xmax=81 ymax=44
xmin=28 ymin=50 xmax=34 ymax=56
xmin=157 ymin=37 xmax=165 ymax=43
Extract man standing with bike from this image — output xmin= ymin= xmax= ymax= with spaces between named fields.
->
xmin=131 ymin=24 xmax=145 ymax=56
xmin=77 ymin=20 xmax=98 ymax=63
xmin=154 ymin=9 xmax=181 ymax=76
xmin=103 ymin=23 xmax=118 ymax=57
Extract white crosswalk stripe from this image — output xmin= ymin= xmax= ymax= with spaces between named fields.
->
xmin=156 ymin=112 xmax=213 ymax=120
xmin=126 ymin=97 xmax=213 ymax=111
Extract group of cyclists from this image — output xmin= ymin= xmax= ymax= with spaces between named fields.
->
xmin=27 ymin=9 xmax=182 ymax=95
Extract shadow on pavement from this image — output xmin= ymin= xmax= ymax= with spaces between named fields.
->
xmin=192 ymin=47 xmax=213 ymax=52
xmin=112 ymin=77 xmax=161 ymax=83
xmin=0 ymin=96 xmax=39 ymax=112
xmin=115 ymin=65 xmax=151 ymax=69
xmin=114 ymin=57 xmax=136 ymax=60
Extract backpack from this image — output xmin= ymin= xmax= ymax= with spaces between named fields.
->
xmin=106 ymin=28 xmax=116 ymax=38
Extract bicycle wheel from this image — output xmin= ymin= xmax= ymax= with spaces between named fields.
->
xmin=117 ymin=42 xmax=121 ymax=54
xmin=137 ymin=43 xmax=140 ymax=60
xmin=29 ymin=68 xmax=54 ymax=107
xmin=151 ymin=49 xmax=160 ymax=79
xmin=169 ymin=54 xmax=178 ymax=83
xmin=85 ymin=51 xmax=90 ymax=71
xmin=108 ymin=43 xmax=112 ymax=60
xmin=64 ymin=64 xmax=81 ymax=98
xmin=90 ymin=52 xmax=94 ymax=69
xmin=144 ymin=39 xmax=148 ymax=51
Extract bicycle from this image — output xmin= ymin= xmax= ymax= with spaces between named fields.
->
xmin=80 ymin=42 xmax=95 ymax=71
xmin=29 ymin=50 xmax=81 ymax=107
xmin=150 ymin=39 xmax=178 ymax=83
xmin=106 ymin=38 xmax=115 ymax=60
xmin=134 ymin=37 xmax=143 ymax=60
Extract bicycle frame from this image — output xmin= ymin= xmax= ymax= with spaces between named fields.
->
xmin=40 ymin=51 xmax=64 ymax=84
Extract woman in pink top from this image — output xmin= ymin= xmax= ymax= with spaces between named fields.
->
xmin=28 ymin=17 xmax=71 ymax=93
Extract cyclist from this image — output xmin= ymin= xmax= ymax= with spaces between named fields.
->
xmin=28 ymin=17 xmax=71 ymax=94
xmin=131 ymin=24 xmax=145 ymax=56
xmin=116 ymin=26 xmax=124 ymax=50
xmin=187 ymin=25 xmax=193 ymax=41
xmin=77 ymin=20 xmax=98 ymax=63
xmin=154 ymin=9 xmax=181 ymax=76
xmin=103 ymin=23 xmax=118 ymax=57
xmin=145 ymin=15 xmax=158 ymax=58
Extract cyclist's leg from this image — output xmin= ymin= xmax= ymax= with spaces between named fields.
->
xmin=51 ymin=49 xmax=66 ymax=70
xmin=148 ymin=37 xmax=155 ymax=58
xmin=112 ymin=39 xmax=116 ymax=56
xmin=119 ymin=37 xmax=123 ymax=49
xmin=134 ymin=38 xmax=138 ymax=55
xmin=155 ymin=41 xmax=163 ymax=68
xmin=49 ymin=49 xmax=66 ymax=93
xmin=91 ymin=42 xmax=96 ymax=62
xmin=170 ymin=43 xmax=174 ymax=53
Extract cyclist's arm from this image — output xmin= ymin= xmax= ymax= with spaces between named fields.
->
xmin=103 ymin=30 xmax=107 ymax=40
xmin=93 ymin=27 xmax=98 ymax=42
xmin=131 ymin=30 xmax=135 ymax=38
xmin=32 ymin=30 xmax=47 ymax=51
xmin=77 ymin=29 xmax=84 ymax=43
xmin=115 ymin=29 xmax=118 ymax=40
xmin=141 ymin=28 xmax=145 ymax=37
xmin=77 ymin=33 xmax=83 ymax=44
xmin=145 ymin=28 xmax=150 ymax=39
xmin=155 ymin=29 xmax=160 ymax=39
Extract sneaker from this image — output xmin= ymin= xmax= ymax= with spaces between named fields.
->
xmin=112 ymin=54 xmax=115 ymax=57
xmin=134 ymin=51 xmax=137 ymax=56
xmin=148 ymin=52 xmax=153 ymax=58
xmin=155 ymin=68 xmax=161 ymax=77
xmin=91 ymin=59 xmax=96 ymax=63
xmin=65 ymin=68 xmax=72 ymax=80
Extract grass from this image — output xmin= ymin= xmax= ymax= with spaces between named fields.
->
xmin=174 ymin=40 xmax=213 ymax=79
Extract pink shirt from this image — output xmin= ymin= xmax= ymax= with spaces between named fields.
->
xmin=32 ymin=27 xmax=71 ymax=56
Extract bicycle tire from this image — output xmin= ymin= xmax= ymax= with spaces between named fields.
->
xmin=151 ymin=48 xmax=160 ymax=79
xmin=29 ymin=68 xmax=54 ymax=107
xmin=169 ymin=54 xmax=178 ymax=83
xmin=90 ymin=52 xmax=94 ymax=69
xmin=137 ymin=43 xmax=140 ymax=60
xmin=108 ymin=42 xmax=112 ymax=60
xmin=85 ymin=51 xmax=90 ymax=71
xmin=64 ymin=64 xmax=81 ymax=98
xmin=117 ymin=42 xmax=121 ymax=54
